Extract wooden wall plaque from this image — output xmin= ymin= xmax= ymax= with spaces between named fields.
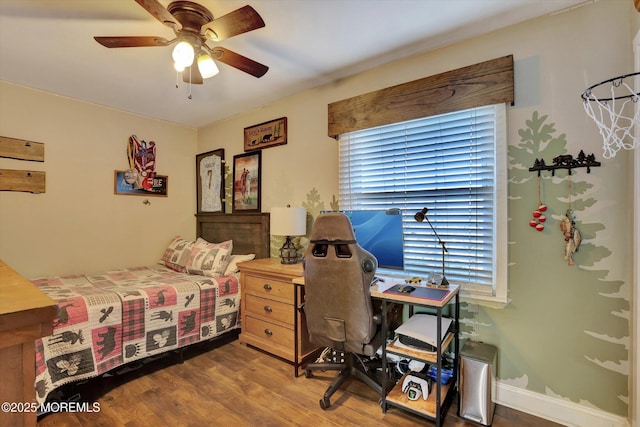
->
xmin=0 ymin=169 xmax=46 ymax=193
xmin=0 ymin=136 xmax=45 ymax=162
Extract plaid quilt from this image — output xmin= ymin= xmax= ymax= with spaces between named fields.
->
xmin=32 ymin=265 xmax=240 ymax=404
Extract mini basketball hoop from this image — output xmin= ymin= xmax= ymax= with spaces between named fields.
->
xmin=581 ymin=72 xmax=640 ymax=159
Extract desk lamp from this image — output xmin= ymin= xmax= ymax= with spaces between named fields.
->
xmin=271 ymin=205 xmax=307 ymax=264
xmin=414 ymin=207 xmax=449 ymax=288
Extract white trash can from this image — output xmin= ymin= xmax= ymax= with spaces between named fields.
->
xmin=459 ymin=341 xmax=497 ymax=426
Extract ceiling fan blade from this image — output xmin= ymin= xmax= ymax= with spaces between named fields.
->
xmin=208 ymin=47 xmax=268 ymax=78
xmin=183 ymin=57 xmax=204 ymax=85
xmin=134 ymin=0 xmax=181 ymax=30
xmin=201 ymin=5 xmax=265 ymax=41
xmin=94 ymin=36 xmax=172 ymax=48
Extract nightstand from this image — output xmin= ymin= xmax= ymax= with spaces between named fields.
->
xmin=237 ymin=258 xmax=318 ymax=376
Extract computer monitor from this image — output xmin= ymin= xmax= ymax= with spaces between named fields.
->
xmin=328 ymin=209 xmax=404 ymax=270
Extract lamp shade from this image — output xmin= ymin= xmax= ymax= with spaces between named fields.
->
xmin=270 ymin=207 xmax=306 ymax=236
xmin=197 ymin=53 xmax=219 ymax=78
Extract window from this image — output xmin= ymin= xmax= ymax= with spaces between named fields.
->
xmin=338 ymin=104 xmax=508 ymax=305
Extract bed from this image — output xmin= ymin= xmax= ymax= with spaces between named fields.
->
xmin=31 ymin=213 xmax=270 ymax=405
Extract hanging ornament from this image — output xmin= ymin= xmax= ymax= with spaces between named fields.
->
xmin=529 ymin=176 xmax=546 ymax=232
xmin=559 ymin=174 xmax=582 ymax=265
xmin=559 ymin=209 xmax=581 ymax=265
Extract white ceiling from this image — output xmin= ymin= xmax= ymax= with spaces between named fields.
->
xmin=0 ymin=0 xmax=587 ymax=128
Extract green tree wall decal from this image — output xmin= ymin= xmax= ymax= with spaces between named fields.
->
xmin=460 ymin=110 xmax=628 ymax=416
xmin=302 ymin=187 xmax=325 ymax=218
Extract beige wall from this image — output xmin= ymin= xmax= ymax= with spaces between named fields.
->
xmin=198 ymin=0 xmax=633 ymax=421
xmin=198 ymin=87 xmax=339 ymax=215
xmin=0 ymin=82 xmax=197 ymax=278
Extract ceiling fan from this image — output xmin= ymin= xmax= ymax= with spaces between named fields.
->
xmin=94 ymin=0 xmax=268 ymax=84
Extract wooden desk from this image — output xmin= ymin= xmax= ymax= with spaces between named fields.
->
xmin=0 ymin=261 xmax=57 ymax=427
xmin=370 ymin=282 xmax=459 ymax=308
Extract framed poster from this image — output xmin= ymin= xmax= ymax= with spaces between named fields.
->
xmin=232 ymin=151 xmax=261 ymax=212
xmin=196 ymin=149 xmax=225 ymax=213
xmin=114 ymin=170 xmax=168 ymax=196
xmin=243 ymin=117 xmax=287 ymax=151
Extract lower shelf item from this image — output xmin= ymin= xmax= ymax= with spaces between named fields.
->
xmin=386 ymin=372 xmax=452 ymax=417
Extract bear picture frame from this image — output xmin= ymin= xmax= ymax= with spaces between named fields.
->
xmin=243 ymin=117 xmax=287 ymax=151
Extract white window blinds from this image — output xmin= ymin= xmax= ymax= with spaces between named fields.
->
xmin=339 ymin=104 xmax=506 ymax=291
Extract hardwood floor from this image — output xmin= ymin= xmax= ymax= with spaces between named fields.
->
xmin=38 ymin=336 xmax=562 ymax=426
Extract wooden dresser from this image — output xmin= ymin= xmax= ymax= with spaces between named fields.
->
xmin=0 ymin=261 xmax=57 ymax=427
xmin=237 ymin=258 xmax=318 ymax=375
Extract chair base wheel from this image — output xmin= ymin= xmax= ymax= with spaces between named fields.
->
xmin=304 ymin=369 xmax=313 ymax=378
xmin=319 ymin=398 xmax=330 ymax=410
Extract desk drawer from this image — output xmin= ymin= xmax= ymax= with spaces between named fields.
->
xmin=245 ymin=294 xmax=293 ymax=325
xmin=245 ymin=315 xmax=294 ymax=349
xmin=244 ymin=275 xmax=294 ymax=301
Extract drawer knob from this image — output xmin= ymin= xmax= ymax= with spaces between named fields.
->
xmin=264 ymin=305 xmax=273 ymax=313
xmin=263 ymin=283 xmax=272 ymax=291
xmin=264 ymin=328 xmax=273 ymax=336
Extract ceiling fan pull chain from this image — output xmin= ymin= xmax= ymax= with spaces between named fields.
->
xmin=188 ymin=67 xmax=193 ymax=100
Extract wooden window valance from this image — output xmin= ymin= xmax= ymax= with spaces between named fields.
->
xmin=327 ymin=55 xmax=514 ymax=137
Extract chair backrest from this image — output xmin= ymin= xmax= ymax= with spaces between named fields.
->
xmin=303 ymin=212 xmax=379 ymax=355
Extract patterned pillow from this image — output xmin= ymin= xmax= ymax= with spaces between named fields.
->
xmin=186 ymin=238 xmax=233 ymax=277
xmin=161 ymin=236 xmax=194 ymax=273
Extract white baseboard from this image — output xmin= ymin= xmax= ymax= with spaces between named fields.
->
xmin=496 ymin=381 xmax=630 ymax=427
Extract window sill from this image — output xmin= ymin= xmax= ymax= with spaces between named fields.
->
xmin=459 ymin=291 xmax=510 ymax=309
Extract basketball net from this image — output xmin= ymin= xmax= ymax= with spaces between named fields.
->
xmin=582 ymin=73 xmax=640 ymax=159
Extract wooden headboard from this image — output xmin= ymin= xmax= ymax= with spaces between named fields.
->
xmin=196 ymin=213 xmax=270 ymax=259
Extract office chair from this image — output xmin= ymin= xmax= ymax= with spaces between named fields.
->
xmin=303 ymin=212 xmax=387 ymax=410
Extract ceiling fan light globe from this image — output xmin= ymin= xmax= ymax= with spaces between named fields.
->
xmin=172 ymin=41 xmax=194 ymax=69
xmin=198 ymin=54 xmax=219 ymax=79
xmin=173 ymin=62 xmax=186 ymax=72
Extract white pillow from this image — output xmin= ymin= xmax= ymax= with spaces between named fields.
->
xmin=224 ymin=254 xmax=256 ymax=276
